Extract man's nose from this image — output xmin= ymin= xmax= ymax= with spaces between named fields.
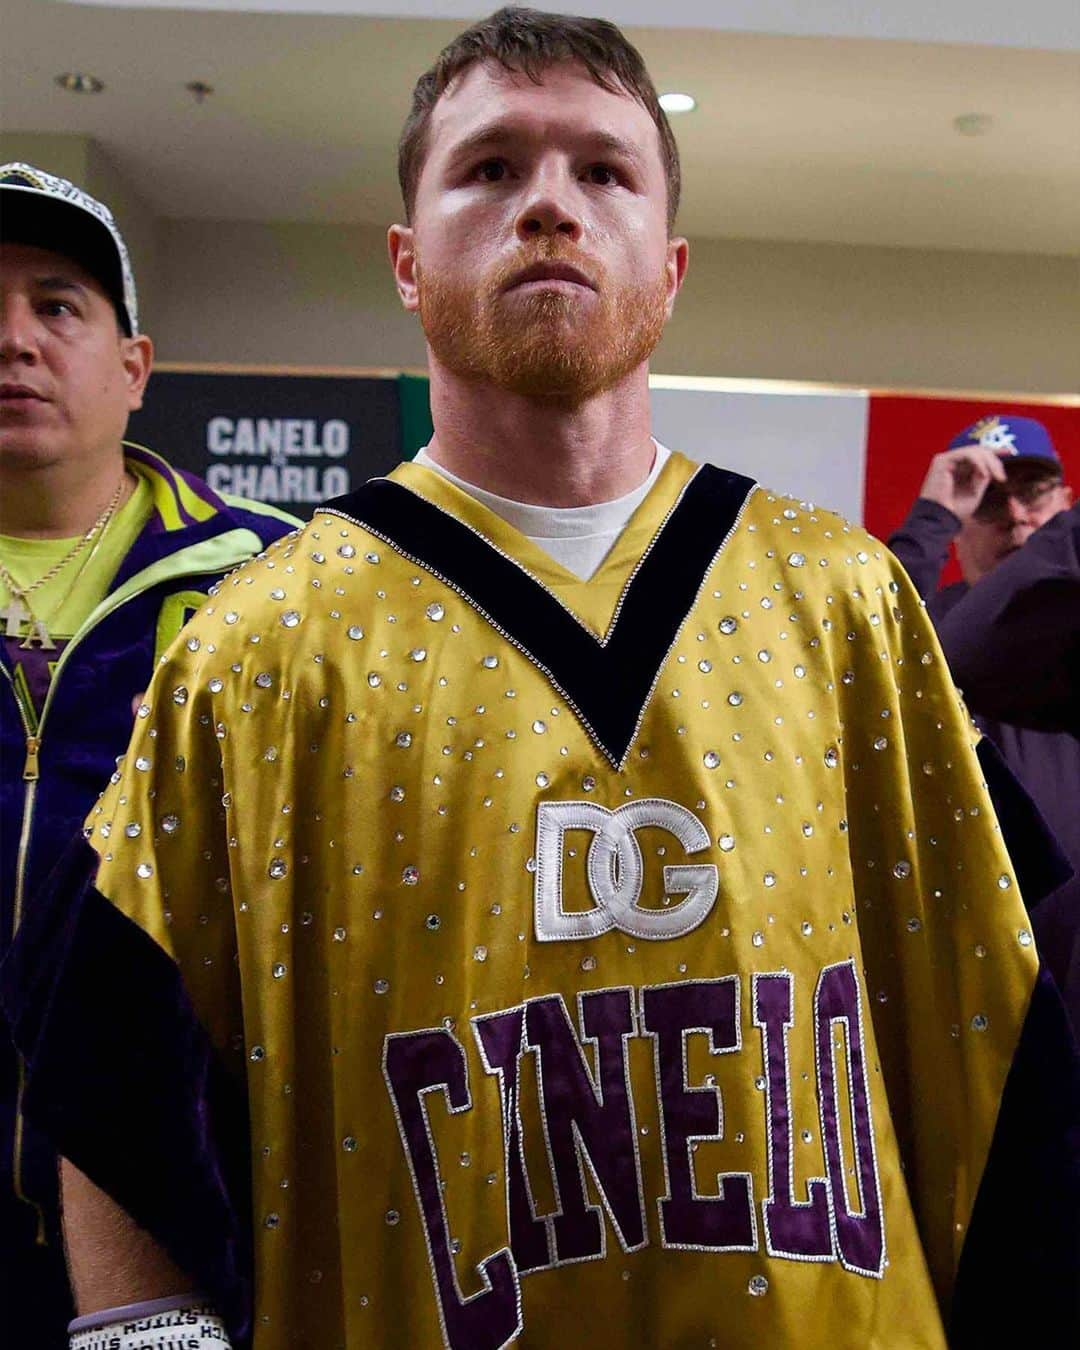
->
xmin=515 ymin=164 xmax=583 ymax=243
xmin=0 ymin=295 xmax=41 ymax=364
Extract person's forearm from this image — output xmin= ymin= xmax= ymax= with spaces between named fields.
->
xmin=62 ymin=1158 xmax=196 ymax=1312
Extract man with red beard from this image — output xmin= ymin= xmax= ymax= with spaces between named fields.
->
xmin=5 ymin=9 xmax=1078 ymax=1350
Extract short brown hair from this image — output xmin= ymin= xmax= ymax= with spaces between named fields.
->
xmin=398 ymin=6 xmax=681 ymax=231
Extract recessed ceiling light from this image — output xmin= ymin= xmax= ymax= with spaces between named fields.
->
xmin=55 ymin=72 xmax=105 ymax=94
xmin=953 ymin=112 xmax=994 ymax=137
xmin=659 ymin=92 xmax=696 ymax=115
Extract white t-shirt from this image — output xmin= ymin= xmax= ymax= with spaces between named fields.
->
xmin=412 ymin=442 xmax=671 ymax=581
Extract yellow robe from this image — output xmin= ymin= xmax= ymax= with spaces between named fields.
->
xmin=83 ymin=453 xmax=1036 ymax=1348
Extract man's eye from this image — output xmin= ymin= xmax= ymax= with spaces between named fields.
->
xmin=585 ymin=164 xmax=618 ymax=186
xmin=40 ymin=300 xmax=76 ymax=317
xmin=475 ymin=159 xmax=507 ymax=182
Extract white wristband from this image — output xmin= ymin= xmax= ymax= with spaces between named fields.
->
xmin=69 ymin=1297 xmax=231 ymax=1349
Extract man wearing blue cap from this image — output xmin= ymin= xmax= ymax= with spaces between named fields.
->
xmin=889 ymin=414 xmax=1072 ymax=611
xmin=889 ymin=415 xmax=1079 ymax=1028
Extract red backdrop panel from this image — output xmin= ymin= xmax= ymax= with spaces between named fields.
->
xmin=864 ymin=396 xmax=1080 ymax=585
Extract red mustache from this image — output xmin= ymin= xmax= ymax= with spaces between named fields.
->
xmin=493 ymin=244 xmax=602 ymax=296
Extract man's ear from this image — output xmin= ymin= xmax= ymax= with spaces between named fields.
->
xmin=663 ymin=236 xmax=689 ymax=319
xmin=121 ymin=334 xmax=154 ymax=412
xmin=388 ymin=225 xmax=420 ymax=313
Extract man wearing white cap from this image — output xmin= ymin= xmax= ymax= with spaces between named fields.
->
xmin=0 ymin=162 xmax=299 ymax=1344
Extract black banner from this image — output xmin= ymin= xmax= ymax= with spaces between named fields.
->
xmin=127 ymin=369 xmax=403 ymax=518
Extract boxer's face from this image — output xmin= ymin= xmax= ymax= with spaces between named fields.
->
xmin=0 ymin=242 xmax=151 ymax=472
xmin=390 ymin=61 xmax=687 ymax=404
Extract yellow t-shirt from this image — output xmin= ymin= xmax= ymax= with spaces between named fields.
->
xmin=0 ymin=473 xmax=152 ymax=716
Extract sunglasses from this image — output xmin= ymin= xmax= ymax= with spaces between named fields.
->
xmin=973 ymin=475 xmax=1063 ymax=523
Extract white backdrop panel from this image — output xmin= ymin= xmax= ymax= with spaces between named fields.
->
xmin=649 ymin=382 xmax=870 ymax=524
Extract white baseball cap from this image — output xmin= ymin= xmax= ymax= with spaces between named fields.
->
xmin=1 ymin=161 xmax=139 ymax=334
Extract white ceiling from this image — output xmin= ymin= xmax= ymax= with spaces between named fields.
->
xmin=59 ymin=0 xmax=1080 ymax=51
xmin=5 ymin=0 xmax=1080 ymax=254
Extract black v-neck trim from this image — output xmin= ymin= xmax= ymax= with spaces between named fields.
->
xmin=325 ymin=465 xmax=756 ymax=767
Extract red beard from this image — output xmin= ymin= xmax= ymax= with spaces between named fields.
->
xmin=417 ymin=241 xmax=669 ymax=407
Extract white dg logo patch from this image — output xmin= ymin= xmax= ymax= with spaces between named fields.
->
xmin=534 ymin=798 xmax=720 ymax=942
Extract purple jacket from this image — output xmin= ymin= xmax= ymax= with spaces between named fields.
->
xmin=888 ymin=497 xmax=1080 ymax=1030
xmin=0 ymin=444 xmax=297 ymax=1343
xmin=936 ymin=498 xmax=1079 ymax=735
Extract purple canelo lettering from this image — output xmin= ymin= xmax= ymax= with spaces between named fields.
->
xmin=640 ymin=978 xmax=756 ymax=1251
xmin=753 ymin=972 xmax=833 ymax=1261
xmin=524 ymin=989 xmax=646 ymax=1263
xmin=814 ymin=960 xmax=887 ymax=1278
xmin=383 ymin=1028 xmax=523 ymax=1349
xmin=473 ymin=1007 xmax=553 ymax=1274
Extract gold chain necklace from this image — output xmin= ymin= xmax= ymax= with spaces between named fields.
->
xmin=0 ymin=475 xmax=128 ymax=650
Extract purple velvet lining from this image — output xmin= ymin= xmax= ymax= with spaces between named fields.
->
xmin=952 ymin=967 xmax=1080 ymax=1341
xmin=1 ymin=838 xmax=252 ymax=1347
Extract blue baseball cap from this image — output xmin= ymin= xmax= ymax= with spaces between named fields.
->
xmin=948 ymin=414 xmax=1059 ymax=467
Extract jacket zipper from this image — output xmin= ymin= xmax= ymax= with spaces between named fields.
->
xmin=2 ymin=663 xmax=46 ymax=1241
xmin=4 ymin=533 xmax=264 ymax=1243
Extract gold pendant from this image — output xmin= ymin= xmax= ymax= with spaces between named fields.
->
xmin=1 ymin=597 xmax=32 ymax=640
xmin=19 ymin=618 xmax=56 ymax=651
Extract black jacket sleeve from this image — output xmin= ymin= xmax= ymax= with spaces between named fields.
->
xmin=886 ymin=498 xmax=961 ymax=606
xmin=936 ymin=502 xmax=1080 ymax=735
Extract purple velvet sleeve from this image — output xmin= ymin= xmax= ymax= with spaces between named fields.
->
xmin=951 ymin=740 xmax=1080 ymax=1340
xmin=0 ymin=837 xmax=252 ymax=1348
xmin=952 ymin=967 xmax=1080 ymax=1342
